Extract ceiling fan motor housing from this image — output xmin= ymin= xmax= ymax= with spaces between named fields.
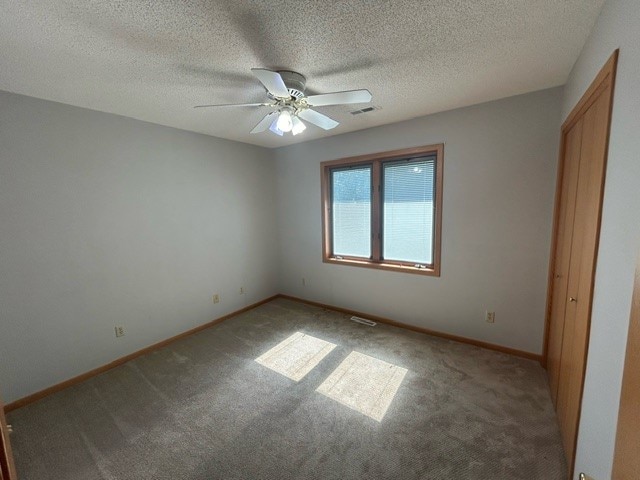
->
xmin=276 ymin=70 xmax=307 ymax=99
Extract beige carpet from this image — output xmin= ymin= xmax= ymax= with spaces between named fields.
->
xmin=8 ymin=298 xmax=567 ymax=479
xmin=316 ymin=350 xmax=407 ymax=422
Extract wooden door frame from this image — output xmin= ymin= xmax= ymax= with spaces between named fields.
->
xmin=612 ymin=250 xmax=640 ymax=478
xmin=542 ymin=50 xmax=619 ymax=476
xmin=0 ymin=395 xmax=17 ymax=480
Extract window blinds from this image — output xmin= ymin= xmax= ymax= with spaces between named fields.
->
xmin=331 ymin=166 xmax=372 ymax=258
xmin=382 ymin=157 xmax=435 ymax=264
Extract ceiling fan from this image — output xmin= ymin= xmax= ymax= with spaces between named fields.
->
xmin=194 ymin=69 xmax=372 ymax=136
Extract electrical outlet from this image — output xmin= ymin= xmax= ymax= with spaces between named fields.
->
xmin=115 ymin=326 xmax=125 ymax=337
xmin=485 ymin=311 xmax=495 ymax=323
xmin=212 ymin=294 xmax=220 ymax=304
xmin=240 ymin=286 xmax=245 ymax=295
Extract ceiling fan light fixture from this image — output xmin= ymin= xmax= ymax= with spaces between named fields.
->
xmin=269 ymin=117 xmax=284 ymax=136
xmin=276 ymin=109 xmax=293 ymax=133
xmin=291 ymin=116 xmax=306 ymax=136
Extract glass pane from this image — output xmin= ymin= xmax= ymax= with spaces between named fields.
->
xmin=383 ymin=158 xmax=435 ymax=264
xmin=331 ymin=166 xmax=371 ymax=258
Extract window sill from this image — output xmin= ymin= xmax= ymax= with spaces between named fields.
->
xmin=323 ymin=256 xmax=440 ymax=277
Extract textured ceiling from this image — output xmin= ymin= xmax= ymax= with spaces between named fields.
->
xmin=0 ymin=0 xmax=604 ymax=148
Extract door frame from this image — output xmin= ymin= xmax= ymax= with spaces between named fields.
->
xmin=0 ymin=395 xmax=17 ymax=480
xmin=542 ymin=50 xmax=618 ymax=476
xmin=612 ymin=250 xmax=640 ymax=478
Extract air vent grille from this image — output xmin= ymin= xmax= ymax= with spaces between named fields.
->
xmin=350 ymin=106 xmax=378 ymax=115
xmin=350 ymin=316 xmax=377 ymax=326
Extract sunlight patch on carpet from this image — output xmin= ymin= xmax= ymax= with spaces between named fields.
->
xmin=255 ymin=332 xmax=337 ymax=381
xmin=316 ymin=351 xmax=407 ymax=422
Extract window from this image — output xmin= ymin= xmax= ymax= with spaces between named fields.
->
xmin=321 ymin=144 xmax=443 ymax=276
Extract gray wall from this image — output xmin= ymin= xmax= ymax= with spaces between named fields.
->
xmin=274 ymin=88 xmax=562 ymax=355
xmin=560 ymin=0 xmax=640 ymax=477
xmin=0 ymin=85 xmax=565 ymax=406
xmin=0 ymin=91 xmax=278 ymax=403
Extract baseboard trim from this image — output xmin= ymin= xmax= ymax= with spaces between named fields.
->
xmin=4 ymin=295 xmax=279 ymax=413
xmin=277 ymin=294 xmax=543 ymax=363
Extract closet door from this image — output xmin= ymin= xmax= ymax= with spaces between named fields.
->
xmin=547 ymin=118 xmax=583 ymax=404
xmin=556 ymin=90 xmax=611 ymax=457
xmin=544 ymin=50 xmax=617 ymax=476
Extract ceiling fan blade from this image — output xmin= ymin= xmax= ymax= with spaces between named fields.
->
xmin=251 ymin=112 xmax=279 ymax=134
xmin=251 ymin=68 xmax=290 ymax=98
xmin=193 ymin=102 xmax=269 ymax=109
xmin=306 ymin=89 xmax=372 ymax=107
xmin=298 ymin=109 xmax=339 ymax=130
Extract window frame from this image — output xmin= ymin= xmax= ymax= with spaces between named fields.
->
xmin=321 ymin=144 xmax=443 ymax=277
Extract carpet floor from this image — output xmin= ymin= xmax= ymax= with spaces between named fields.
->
xmin=8 ymin=298 xmax=567 ymax=479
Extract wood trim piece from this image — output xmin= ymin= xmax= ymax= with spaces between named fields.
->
xmin=278 ymin=294 xmax=542 ymax=362
xmin=4 ymin=295 xmax=279 ymax=413
xmin=320 ymin=144 xmax=444 ymax=167
xmin=0 ymin=395 xmax=17 ymax=480
xmin=432 ymin=143 xmax=444 ymax=277
xmin=320 ymin=160 xmax=331 ymax=262
xmin=562 ymin=50 xmax=618 ymax=132
xmin=612 ymin=251 xmax=640 ymax=479
xmin=320 ymin=144 xmax=444 ymax=276
xmin=371 ymin=163 xmax=382 ymax=261
xmin=323 ymin=256 xmax=441 ymax=276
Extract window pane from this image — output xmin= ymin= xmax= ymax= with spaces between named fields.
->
xmin=331 ymin=166 xmax=371 ymax=258
xmin=383 ymin=158 xmax=435 ymax=264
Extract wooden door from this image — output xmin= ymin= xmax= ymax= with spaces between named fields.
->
xmin=544 ymin=50 xmax=618 ymax=476
xmin=0 ymin=394 xmax=17 ymax=480
xmin=612 ymin=253 xmax=640 ymax=479
xmin=547 ymin=117 xmax=583 ymax=403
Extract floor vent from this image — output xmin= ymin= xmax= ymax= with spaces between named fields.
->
xmin=350 ymin=316 xmax=377 ymax=326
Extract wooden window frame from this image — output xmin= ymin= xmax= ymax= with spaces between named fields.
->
xmin=321 ymin=144 xmax=443 ymax=276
